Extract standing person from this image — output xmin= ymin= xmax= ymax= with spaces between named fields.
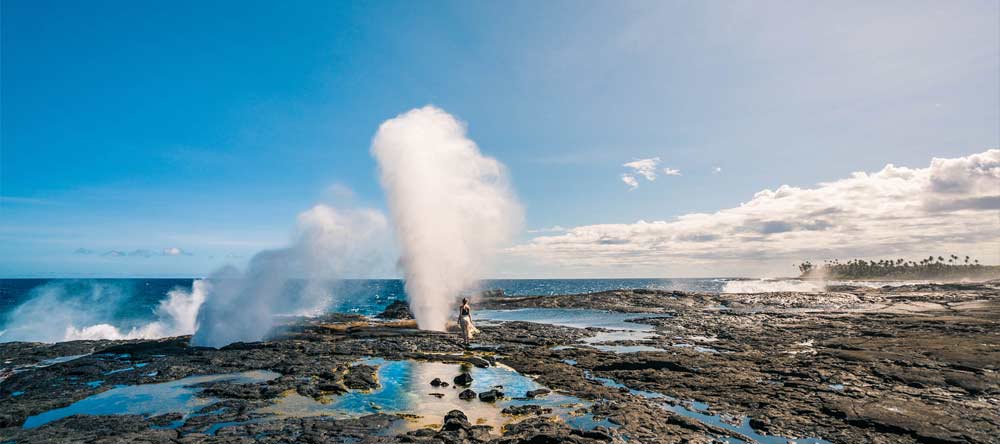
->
xmin=458 ymin=298 xmax=478 ymax=345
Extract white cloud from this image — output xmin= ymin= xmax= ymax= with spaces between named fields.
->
xmin=511 ymin=149 xmax=1000 ymax=276
xmin=527 ymin=225 xmax=567 ymax=234
xmin=162 ymin=247 xmax=186 ymax=256
xmin=623 ymin=157 xmax=660 ymax=181
xmin=663 ymin=167 xmax=681 ymax=176
xmin=621 ymin=174 xmax=639 ymax=190
xmin=713 ymin=166 xmax=722 ymax=174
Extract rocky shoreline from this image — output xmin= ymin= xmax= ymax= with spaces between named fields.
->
xmin=2 ymin=282 xmax=998 ymax=443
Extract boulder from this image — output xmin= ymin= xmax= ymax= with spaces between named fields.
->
xmin=453 ymin=373 xmax=473 ymax=386
xmin=377 ymin=300 xmax=413 ymax=319
xmin=441 ymin=409 xmax=470 ymax=431
xmin=478 ymin=388 xmax=504 ymax=402
xmin=526 ymin=388 xmax=551 ymax=398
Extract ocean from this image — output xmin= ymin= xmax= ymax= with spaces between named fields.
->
xmin=0 ymin=277 xmax=821 ymax=344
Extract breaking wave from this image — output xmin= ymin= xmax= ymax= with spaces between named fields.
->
xmin=721 ymin=279 xmax=826 ymax=293
xmin=0 ymin=280 xmax=205 ymax=343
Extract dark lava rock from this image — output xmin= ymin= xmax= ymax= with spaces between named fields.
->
xmin=501 ymin=404 xmax=551 ymax=416
xmin=377 ymin=300 xmax=413 ymax=319
xmin=437 ymin=409 xmax=493 ymax=442
xmin=525 ymin=388 xmax=551 ymax=398
xmin=441 ymin=409 xmax=471 ymax=431
xmin=343 ymin=364 xmax=378 ymax=390
xmin=453 ymin=372 xmax=473 ymax=386
xmin=479 ymin=289 xmax=506 ymax=298
xmin=430 ymin=392 xmax=445 ymax=398
xmin=458 ymin=389 xmax=477 ymax=400
xmin=478 ymin=388 xmax=504 ymax=402
xmin=430 ymin=377 xmax=443 ymax=386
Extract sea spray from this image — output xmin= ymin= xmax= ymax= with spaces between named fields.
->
xmin=191 ymin=205 xmax=389 ymax=347
xmin=371 ymin=106 xmax=522 ymax=331
xmin=0 ymin=280 xmax=205 ymax=343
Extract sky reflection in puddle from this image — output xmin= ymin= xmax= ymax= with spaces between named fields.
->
xmin=259 ymin=358 xmax=609 ymax=432
xmin=22 ymin=371 xmax=279 ymax=429
xmin=585 ymin=371 xmax=829 ymax=444
xmin=478 ymin=308 xmax=671 ymax=354
xmin=476 ymin=308 xmax=662 ymax=331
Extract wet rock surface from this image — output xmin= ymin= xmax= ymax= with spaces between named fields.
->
xmin=1 ymin=282 xmax=998 ymax=443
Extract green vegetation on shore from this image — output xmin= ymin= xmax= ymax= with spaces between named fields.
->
xmin=796 ymin=255 xmax=999 ymax=280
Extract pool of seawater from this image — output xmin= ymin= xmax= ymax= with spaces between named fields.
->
xmin=584 ymin=370 xmax=829 ymax=444
xmin=259 ymin=358 xmax=611 ymax=432
xmin=22 ymin=371 xmax=280 ymax=429
xmin=590 ymin=344 xmax=665 ymax=353
xmin=478 ymin=308 xmax=673 ymax=354
xmin=20 ymin=358 xmax=609 ymax=435
xmin=476 ymin=308 xmax=662 ymax=331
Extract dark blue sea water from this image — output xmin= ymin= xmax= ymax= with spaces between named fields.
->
xmin=0 ymin=278 xmax=762 ymax=343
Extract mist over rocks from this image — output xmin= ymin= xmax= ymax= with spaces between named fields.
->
xmin=191 ymin=205 xmax=389 ymax=347
xmin=372 ymin=106 xmax=523 ymax=331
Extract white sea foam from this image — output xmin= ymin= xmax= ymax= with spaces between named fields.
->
xmin=1 ymin=280 xmax=206 ymax=343
xmin=721 ymin=279 xmax=826 ymax=293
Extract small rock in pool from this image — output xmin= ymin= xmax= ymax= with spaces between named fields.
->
xmin=478 ymin=389 xmax=504 ymax=402
xmin=525 ymin=388 xmax=550 ymax=398
xmin=453 ymin=373 xmax=473 ymax=386
xmin=458 ymin=389 xmax=477 ymax=400
xmin=430 ymin=377 xmax=443 ymax=386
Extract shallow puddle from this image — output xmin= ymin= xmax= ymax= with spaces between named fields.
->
xmin=476 ymin=308 xmax=662 ymax=331
xmin=259 ymin=358 xmax=610 ymax=432
xmin=22 ymin=371 xmax=280 ymax=429
xmin=590 ymin=344 xmax=665 ymax=353
xmin=584 ymin=371 xmax=829 ymax=444
xmin=478 ymin=308 xmax=669 ymax=354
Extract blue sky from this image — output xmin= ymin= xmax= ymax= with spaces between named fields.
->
xmin=2 ymin=0 xmax=998 ymax=277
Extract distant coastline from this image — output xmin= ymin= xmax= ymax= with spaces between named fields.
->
xmin=797 ymin=256 xmax=1000 ymax=281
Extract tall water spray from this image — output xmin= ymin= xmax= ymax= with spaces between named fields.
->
xmin=371 ymin=106 xmax=522 ymax=331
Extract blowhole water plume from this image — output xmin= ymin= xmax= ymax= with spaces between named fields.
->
xmin=372 ymin=106 xmax=523 ymax=331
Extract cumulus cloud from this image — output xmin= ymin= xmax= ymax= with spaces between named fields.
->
xmin=663 ymin=167 xmax=681 ymax=176
xmin=623 ymin=157 xmax=660 ymax=180
xmin=527 ymin=225 xmax=567 ymax=234
xmin=162 ymin=247 xmax=190 ymax=256
xmin=511 ymin=149 xmax=1000 ymax=276
xmin=621 ymin=174 xmax=640 ymax=190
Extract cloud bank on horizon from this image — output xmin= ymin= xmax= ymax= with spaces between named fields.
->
xmin=511 ymin=149 xmax=1000 ymax=277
